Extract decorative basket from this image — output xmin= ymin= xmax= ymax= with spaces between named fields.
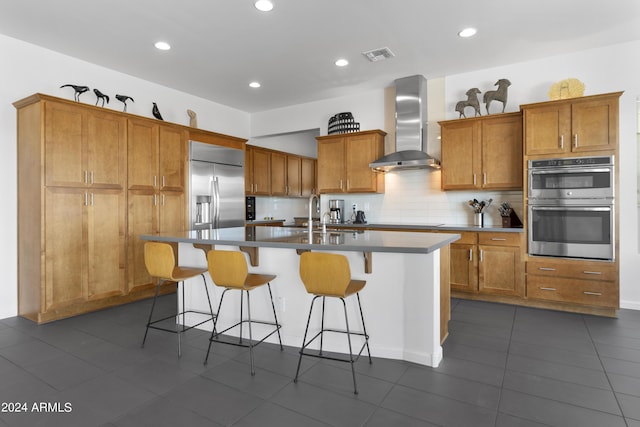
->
xmin=328 ymin=112 xmax=360 ymax=135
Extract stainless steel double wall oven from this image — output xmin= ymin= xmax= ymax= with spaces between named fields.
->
xmin=528 ymin=155 xmax=615 ymax=261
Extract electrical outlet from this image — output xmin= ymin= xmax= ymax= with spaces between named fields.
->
xmin=352 ymin=203 xmax=357 ymax=213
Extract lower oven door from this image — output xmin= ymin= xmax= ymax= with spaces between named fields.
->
xmin=528 ymin=204 xmax=614 ymax=260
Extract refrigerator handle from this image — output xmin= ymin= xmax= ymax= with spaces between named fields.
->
xmin=213 ymin=176 xmax=221 ymax=228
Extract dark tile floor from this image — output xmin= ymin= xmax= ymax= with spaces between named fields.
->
xmin=0 ymin=296 xmax=639 ymax=426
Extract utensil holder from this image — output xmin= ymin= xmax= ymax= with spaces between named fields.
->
xmin=474 ymin=212 xmax=484 ymax=227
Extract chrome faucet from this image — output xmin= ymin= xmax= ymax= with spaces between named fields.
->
xmin=308 ymin=194 xmax=318 ymax=234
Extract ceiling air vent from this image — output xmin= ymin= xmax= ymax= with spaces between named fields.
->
xmin=362 ymin=47 xmax=395 ymax=62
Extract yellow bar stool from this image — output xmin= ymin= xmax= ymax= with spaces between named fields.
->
xmin=141 ymin=242 xmax=215 ymax=357
xmin=294 ymin=251 xmax=372 ymax=394
xmin=204 ymin=249 xmax=283 ymax=375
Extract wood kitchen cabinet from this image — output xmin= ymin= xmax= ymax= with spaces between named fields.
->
xmin=316 ymin=129 xmax=386 ymax=194
xmin=446 ymin=231 xmax=524 ymax=297
xmin=15 ymin=94 xmax=127 ymax=323
xmin=440 ymin=112 xmax=522 ymax=191
xmin=126 ymin=119 xmax=188 ymax=293
xmin=301 ymin=157 xmax=317 ymax=196
xmin=15 ymin=93 xmax=246 ymax=323
xmin=526 ymin=258 xmax=618 ymax=310
xmin=522 ymin=92 xmax=622 ymax=156
xmin=245 ymin=145 xmax=316 ymax=197
xmin=245 ymin=146 xmax=271 ymax=195
xmin=270 ymin=151 xmax=287 ymax=196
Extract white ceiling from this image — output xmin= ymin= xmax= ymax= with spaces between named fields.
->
xmin=2 ymin=0 xmax=639 ymax=113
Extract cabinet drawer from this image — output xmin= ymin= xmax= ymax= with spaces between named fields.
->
xmin=478 ymin=232 xmax=521 ymax=246
xmin=527 ymin=275 xmax=618 ymax=308
xmin=452 ymin=231 xmax=477 ymax=245
xmin=527 ymin=260 xmax=617 ymax=281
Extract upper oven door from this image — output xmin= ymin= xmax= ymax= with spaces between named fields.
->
xmin=528 ymin=165 xmax=614 ymax=201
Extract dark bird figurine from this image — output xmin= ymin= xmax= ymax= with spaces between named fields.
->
xmin=60 ymin=84 xmax=90 ymax=102
xmin=93 ymin=88 xmax=109 ymax=107
xmin=152 ymin=102 xmax=164 ymax=121
xmin=115 ymin=94 xmax=134 ymax=112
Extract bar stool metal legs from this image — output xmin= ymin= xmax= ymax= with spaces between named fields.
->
xmin=141 ymin=273 xmax=216 ymax=357
xmin=204 ymin=283 xmax=283 ymax=375
xmin=294 ymin=294 xmax=371 ymax=394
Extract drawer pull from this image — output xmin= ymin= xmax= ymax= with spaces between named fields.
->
xmin=583 ymin=291 xmax=602 ymax=296
xmin=539 ymin=287 xmax=556 ymax=291
xmin=582 ymin=271 xmax=602 ymax=275
xmin=538 ymin=267 xmax=556 ymax=271
xmin=491 ymin=238 xmax=507 ymax=241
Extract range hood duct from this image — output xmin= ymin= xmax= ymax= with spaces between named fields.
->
xmin=370 ymin=75 xmax=441 ymax=171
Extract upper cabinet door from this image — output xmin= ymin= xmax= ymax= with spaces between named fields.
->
xmin=571 ymin=97 xmax=618 ymax=153
xmin=317 ymin=137 xmax=346 ymax=193
xmin=301 ymin=157 xmax=316 ymax=197
xmin=128 ymin=119 xmax=159 ymax=190
xmin=345 ymin=133 xmax=384 ymax=192
xmin=158 ymin=125 xmax=186 ymax=191
xmin=86 ymin=111 xmax=127 ymax=189
xmin=45 ymin=102 xmax=85 ymax=187
xmin=524 ymin=104 xmax=571 ymax=156
xmin=441 ymin=120 xmax=480 ymax=190
xmin=482 ymin=114 xmax=522 ymax=189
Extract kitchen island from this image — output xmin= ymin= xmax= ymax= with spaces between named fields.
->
xmin=140 ymin=227 xmax=459 ymax=367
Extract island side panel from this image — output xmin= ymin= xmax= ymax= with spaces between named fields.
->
xmin=176 ymin=243 xmax=443 ymax=367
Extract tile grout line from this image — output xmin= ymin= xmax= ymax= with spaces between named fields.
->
xmin=492 ymin=302 xmax=519 ymax=427
xmin=582 ymin=314 xmax=631 ymax=427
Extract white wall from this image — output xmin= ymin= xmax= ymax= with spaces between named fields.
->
xmin=251 ymin=40 xmax=640 ymax=310
xmin=0 ymin=34 xmax=250 ymax=319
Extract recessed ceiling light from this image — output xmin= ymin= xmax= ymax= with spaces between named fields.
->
xmin=249 ymin=81 xmax=261 ymax=88
xmin=458 ymin=28 xmax=477 ymax=38
xmin=154 ymin=41 xmax=171 ymax=50
xmin=335 ymin=58 xmax=349 ymax=67
xmin=254 ymin=0 xmax=274 ymax=12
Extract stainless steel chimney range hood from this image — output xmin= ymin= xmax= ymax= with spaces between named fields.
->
xmin=370 ymin=75 xmax=441 ymax=171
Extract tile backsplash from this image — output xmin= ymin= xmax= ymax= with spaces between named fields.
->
xmin=255 ymin=169 xmax=524 ymax=227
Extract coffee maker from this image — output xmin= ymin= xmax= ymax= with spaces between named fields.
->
xmin=328 ymin=199 xmax=345 ymax=224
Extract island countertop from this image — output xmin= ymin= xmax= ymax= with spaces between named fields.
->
xmin=140 ymin=226 xmax=460 ymax=254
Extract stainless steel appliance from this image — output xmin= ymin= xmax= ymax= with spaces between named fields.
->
xmin=528 ymin=155 xmax=614 ymax=260
xmin=190 ymin=141 xmax=244 ymax=230
xmin=246 ymin=196 xmax=256 ymax=221
xmin=529 ymin=155 xmax=614 ymax=200
xmin=329 ymin=199 xmax=344 ymax=224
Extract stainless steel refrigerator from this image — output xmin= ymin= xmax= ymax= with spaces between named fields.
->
xmin=189 ymin=141 xmax=245 ymax=230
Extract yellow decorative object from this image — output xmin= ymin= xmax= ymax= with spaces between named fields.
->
xmin=549 ymin=78 xmax=585 ymax=100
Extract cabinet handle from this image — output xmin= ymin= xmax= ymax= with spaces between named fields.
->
xmin=91 ymin=193 xmax=94 ymax=206
xmin=483 ymin=173 xmax=487 ymax=185
xmin=162 ymin=176 xmax=166 ymax=188
xmin=479 ymin=249 xmax=483 ymax=262
xmin=162 ymin=194 xmax=165 ymax=205
xmin=583 ymin=291 xmax=602 ymax=296
xmin=540 ymin=287 xmax=557 ymax=291
xmin=473 ymin=174 xmax=476 ymax=186
xmin=84 ymin=192 xmax=88 ymax=206
xmin=573 ymin=134 xmax=578 ymax=148
xmin=153 ymin=176 xmax=157 ymax=188
xmin=339 ymin=179 xmax=343 ymax=190
xmin=582 ymin=271 xmax=602 ymax=275
xmin=538 ymin=267 xmax=556 ymax=271
xmin=154 ymin=194 xmax=157 ymax=206
xmin=255 ymin=184 xmax=258 ymax=192
xmin=560 ymin=135 xmax=564 ymax=149
xmin=84 ymin=170 xmax=88 ymax=184
xmin=491 ymin=238 xmax=507 ymax=241
xmin=90 ymin=171 xmax=94 ymax=184
xmin=469 ymin=249 xmax=473 ymax=262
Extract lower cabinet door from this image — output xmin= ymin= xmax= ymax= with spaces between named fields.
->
xmin=478 ymin=245 xmax=523 ymax=297
xmin=450 ymin=243 xmax=477 ymax=292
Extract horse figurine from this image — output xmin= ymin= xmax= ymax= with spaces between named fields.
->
xmin=483 ymin=79 xmax=511 ymax=114
xmin=455 ymin=88 xmax=482 ymax=118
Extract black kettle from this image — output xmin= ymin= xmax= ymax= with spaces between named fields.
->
xmin=354 ymin=210 xmax=366 ymax=224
